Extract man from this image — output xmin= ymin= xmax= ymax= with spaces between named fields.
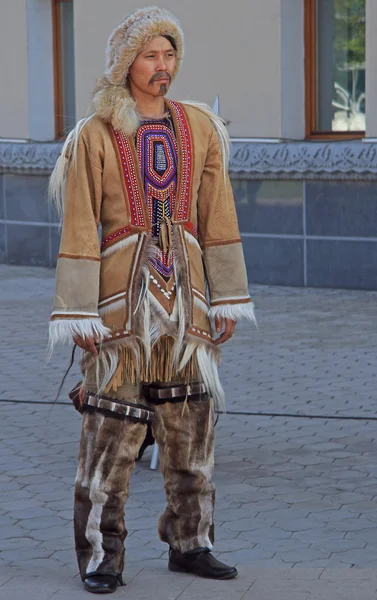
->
xmin=49 ymin=6 xmax=255 ymax=594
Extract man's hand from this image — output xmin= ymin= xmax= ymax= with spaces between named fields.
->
xmin=214 ymin=316 xmax=237 ymax=345
xmin=73 ymin=335 xmax=99 ymax=356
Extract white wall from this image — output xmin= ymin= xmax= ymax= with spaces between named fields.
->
xmin=73 ymin=0 xmax=286 ymax=138
xmin=0 ymin=0 xmax=30 ymax=139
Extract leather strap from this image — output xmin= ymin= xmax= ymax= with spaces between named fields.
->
xmin=143 ymin=382 xmax=206 ymax=400
xmin=85 ymin=393 xmax=154 ymax=423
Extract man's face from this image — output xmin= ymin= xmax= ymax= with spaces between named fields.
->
xmin=128 ymin=36 xmax=177 ymax=98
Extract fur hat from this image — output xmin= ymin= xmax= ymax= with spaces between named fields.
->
xmin=105 ymin=6 xmax=184 ymax=86
xmin=89 ymin=6 xmax=184 ymax=137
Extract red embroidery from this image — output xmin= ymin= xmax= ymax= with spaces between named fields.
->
xmin=113 ymin=130 xmax=146 ymax=227
xmin=169 ymin=102 xmax=192 ymax=221
xmin=101 ymin=226 xmax=132 ymax=250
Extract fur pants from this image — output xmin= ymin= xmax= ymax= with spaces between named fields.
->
xmin=74 ymin=382 xmax=215 ymax=583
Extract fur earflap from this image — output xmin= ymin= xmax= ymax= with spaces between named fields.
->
xmin=88 ymin=77 xmax=140 ymax=137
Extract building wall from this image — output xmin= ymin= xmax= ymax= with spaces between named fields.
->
xmin=73 ymin=0 xmax=286 ymax=139
xmin=1 ymin=0 xmax=376 ymax=291
xmin=0 ymin=0 xmax=30 ymax=139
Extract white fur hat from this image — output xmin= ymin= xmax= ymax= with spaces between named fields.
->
xmin=105 ymin=6 xmax=184 ymax=85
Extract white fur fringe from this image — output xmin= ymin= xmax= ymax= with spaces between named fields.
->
xmin=209 ymin=301 xmax=257 ymax=327
xmin=48 ymin=317 xmax=110 ymax=355
xmin=101 ymin=234 xmax=139 ymax=258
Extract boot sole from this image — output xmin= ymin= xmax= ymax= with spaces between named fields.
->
xmin=84 ymin=583 xmax=117 ymax=594
xmin=169 ymin=562 xmax=238 ymax=579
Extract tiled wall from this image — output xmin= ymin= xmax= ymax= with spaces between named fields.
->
xmin=0 ymin=173 xmax=59 ymax=267
xmin=232 ymin=179 xmax=377 ymax=290
xmin=1 ymin=172 xmax=377 ymax=290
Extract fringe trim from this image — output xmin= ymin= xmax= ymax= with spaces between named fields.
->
xmin=196 ymin=345 xmax=225 ymax=412
xmin=98 ymin=298 xmax=127 ymax=317
xmin=178 ymin=333 xmax=224 ymax=410
xmin=48 ymin=317 xmax=110 ymax=356
xmin=81 ymin=336 xmax=141 ymax=394
xmin=48 ymin=115 xmax=95 ymax=220
xmin=88 ymin=336 xmax=199 ymax=392
xmin=193 ymin=295 xmax=209 ymax=315
xmin=184 ymin=229 xmax=202 ymax=253
xmin=171 ymin=225 xmax=192 ymax=366
xmin=101 ymin=233 xmax=139 ymax=258
xmin=83 ymin=334 xmax=225 ymax=409
xmin=209 ymin=301 xmax=257 ymax=326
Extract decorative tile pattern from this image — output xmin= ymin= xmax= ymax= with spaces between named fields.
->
xmin=230 ymin=140 xmax=377 ymax=180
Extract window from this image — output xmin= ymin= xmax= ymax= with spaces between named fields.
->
xmin=52 ymin=0 xmax=76 ymax=137
xmin=305 ymin=0 xmax=366 ymax=138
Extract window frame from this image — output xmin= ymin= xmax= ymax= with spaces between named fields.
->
xmin=304 ymin=0 xmax=365 ymax=140
xmin=52 ymin=0 xmax=73 ymax=139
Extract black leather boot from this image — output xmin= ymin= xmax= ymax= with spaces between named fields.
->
xmin=84 ymin=574 xmax=119 ymax=594
xmin=168 ymin=547 xmax=238 ymax=580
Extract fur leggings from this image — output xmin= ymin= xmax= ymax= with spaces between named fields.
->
xmin=74 ymin=381 xmax=215 ymax=583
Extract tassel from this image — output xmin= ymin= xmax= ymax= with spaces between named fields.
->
xmin=96 ymin=336 xmax=201 ymax=394
xmin=158 ymin=216 xmax=173 ymax=255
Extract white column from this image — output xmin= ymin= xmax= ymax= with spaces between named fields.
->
xmin=0 ymin=0 xmax=29 ymax=139
xmin=27 ymin=0 xmax=55 ymax=141
xmin=365 ymin=0 xmax=377 ymax=137
xmin=280 ymin=0 xmax=305 ymax=140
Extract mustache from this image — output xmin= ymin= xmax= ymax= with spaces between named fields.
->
xmin=149 ymin=72 xmax=172 ymax=85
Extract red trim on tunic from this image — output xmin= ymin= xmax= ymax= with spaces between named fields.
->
xmin=183 ymin=221 xmax=198 ymax=239
xmin=169 ymin=101 xmax=192 ymax=222
xmin=101 ymin=226 xmax=132 ymax=250
xmin=113 ymin=130 xmax=146 ymax=227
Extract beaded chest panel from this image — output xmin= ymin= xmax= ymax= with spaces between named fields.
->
xmin=135 ymin=116 xmax=178 ymax=282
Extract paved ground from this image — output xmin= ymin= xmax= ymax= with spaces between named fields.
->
xmin=1 ymin=264 xmax=377 ymax=599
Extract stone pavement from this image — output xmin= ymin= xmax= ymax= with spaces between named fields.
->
xmin=1 ymin=264 xmax=377 ymax=599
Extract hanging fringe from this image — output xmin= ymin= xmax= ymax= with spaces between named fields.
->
xmin=193 ymin=294 xmax=209 ymax=315
xmin=171 ymin=225 xmax=192 ymax=366
xmin=209 ymin=301 xmax=257 ymax=327
xmin=48 ymin=317 xmax=110 ymax=358
xmin=94 ymin=336 xmax=198 ymax=391
xmin=81 ymin=332 xmax=225 ymax=409
xmin=101 ymin=233 xmax=139 ymax=258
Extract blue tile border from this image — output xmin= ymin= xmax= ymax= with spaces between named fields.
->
xmin=1 ymin=139 xmax=377 ymax=180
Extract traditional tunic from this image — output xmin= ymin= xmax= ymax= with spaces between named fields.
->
xmin=51 ymin=94 xmax=255 ymax=584
xmin=50 ymin=98 xmax=255 ymax=407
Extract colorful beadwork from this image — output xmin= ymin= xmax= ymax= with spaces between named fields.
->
xmin=136 ymin=121 xmax=178 ymax=237
xmin=148 ymin=246 xmax=175 ymax=280
xmin=135 ymin=116 xmax=179 ymax=283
